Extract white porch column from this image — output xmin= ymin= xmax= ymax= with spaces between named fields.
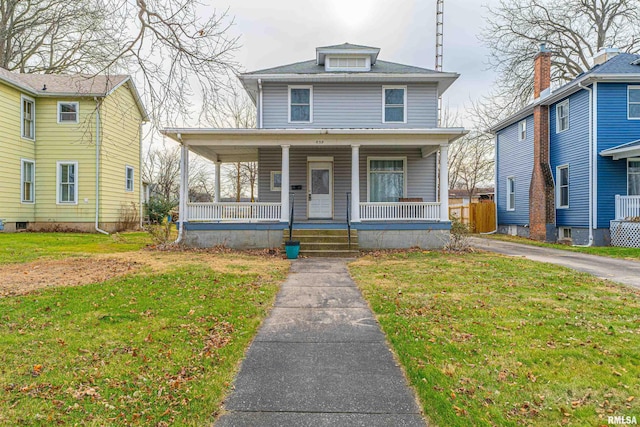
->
xmin=439 ymin=143 xmax=449 ymax=221
xmin=280 ymin=145 xmax=290 ymax=222
xmin=351 ymin=144 xmax=361 ymax=222
xmin=179 ymin=144 xmax=190 ymax=225
xmin=214 ymin=160 xmax=221 ymax=202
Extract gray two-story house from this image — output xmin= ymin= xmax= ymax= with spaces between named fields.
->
xmin=162 ymin=43 xmax=466 ymax=252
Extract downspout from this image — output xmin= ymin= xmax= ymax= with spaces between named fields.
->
xmin=576 ymin=82 xmax=593 ymax=246
xmin=94 ymin=97 xmax=109 ymax=235
xmin=138 ymin=122 xmax=143 ymax=229
xmin=173 ymin=134 xmax=185 ymax=244
xmin=258 ymin=78 xmax=263 ymax=129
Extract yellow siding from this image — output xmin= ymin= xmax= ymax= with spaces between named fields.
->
xmin=0 ymin=82 xmax=36 ymax=224
xmin=34 ymin=98 xmax=97 ymax=223
xmin=98 ymin=84 xmax=142 ymax=223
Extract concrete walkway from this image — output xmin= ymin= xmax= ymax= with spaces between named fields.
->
xmin=215 ymin=259 xmax=425 ymax=427
xmin=470 ymin=236 xmax=640 ymax=288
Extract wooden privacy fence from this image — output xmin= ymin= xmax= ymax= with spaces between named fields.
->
xmin=449 ymin=202 xmax=496 ymax=233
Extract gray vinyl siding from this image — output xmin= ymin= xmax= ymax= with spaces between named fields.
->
xmin=258 ymin=146 xmax=437 ymax=221
xmin=262 ymin=82 xmax=438 ymax=129
xmin=496 ymin=115 xmax=534 ymax=226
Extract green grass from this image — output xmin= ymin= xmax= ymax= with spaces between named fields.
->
xmin=0 ymin=232 xmax=152 ymax=264
xmin=350 ymin=251 xmax=640 ymax=427
xmin=0 ymin=260 xmax=287 ymax=426
xmin=482 ymin=233 xmax=640 ymax=260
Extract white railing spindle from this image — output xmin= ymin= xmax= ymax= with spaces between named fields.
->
xmin=615 ymin=195 xmax=640 ymax=220
xmin=359 ymin=202 xmax=442 ymax=221
xmin=187 ymin=202 xmax=282 ymax=222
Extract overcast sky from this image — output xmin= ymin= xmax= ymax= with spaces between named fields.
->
xmin=220 ymin=0 xmax=499 ymax=127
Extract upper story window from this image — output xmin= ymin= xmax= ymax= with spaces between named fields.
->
xmin=556 ymin=100 xmax=569 ymax=133
xmin=58 ymin=102 xmax=79 ymax=123
xmin=556 ymin=165 xmax=569 ymax=208
xmin=125 ymin=166 xmax=134 ymax=192
xmin=325 ymin=56 xmax=370 ymax=71
xmin=383 ymin=86 xmax=407 ymax=123
xmin=629 ymin=86 xmax=640 ymax=119
xmin=21 ymin=95 xmax=35 ymax=140
xmin=289 ymin=86 xmax=312 ymax=123
xmin=518 ymin=119 xmax=527 ymax=140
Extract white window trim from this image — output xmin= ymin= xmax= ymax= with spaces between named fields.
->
xmin=628 ymin=86 xmax=640 ymax=120
xmin=270 ymin=170 xmax=282 ymax=192
xmin=382 ymin=85 xmax=408 ymax=124
xmin=125 ymin=165 xmax=134 ymax=192
xmin=506 ymin=176 xmax=516 ymax=211
xmin=21 ymin=94 xmax=35 ymax=141
xmin=325 ymin=55 xmax=371 ymax=72
xmin=56 ymin=161 xmax=79 ymax=205
xmin=556 ymin=164 xmax=570 ymax=209
xmin=518 ymin=119 xmax=527 ymax=141
xmin=288 ymin=85 xmax=313 ymax=123
xmin=556 ymin=99 xmax=569 ymax=133
xmin=628 ymin=158 xmax=640 ymax=196
xmin=57 ymin=101 xmax=80 ymax=124
xmin=366 ymin=156 xmax=408 ymax=202
xmin=20 ymin=158 xmax=35 ymax=204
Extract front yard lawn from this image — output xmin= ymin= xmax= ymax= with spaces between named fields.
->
xmin=350 ymin=251 xmax=640 ymax=427
xmin=0 ymin=252 xmax=288 ymax=426
xmin=0 ymin=232 xmax=152 ymax=264
xmin=483 ymin=233 xmax=640 ymax=261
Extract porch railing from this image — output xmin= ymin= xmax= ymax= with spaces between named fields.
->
xmin=359 ymin=202 xmax=441 ymax=221
xmin=615 ymin=195 xmax=640 ymax=220
xmin=187 ymin=202 xmax=282 ymax=222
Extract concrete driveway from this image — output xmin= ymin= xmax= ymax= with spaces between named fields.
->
xmin=470 ymin=237 xmax=640 ymax=289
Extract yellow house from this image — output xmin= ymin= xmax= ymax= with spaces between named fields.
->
xmin=0 ymin=68 xmax=148 ymax=233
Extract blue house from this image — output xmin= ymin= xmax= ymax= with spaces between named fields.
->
xmin=161 ymin=43 xmax=466 ymax=253
xmin=491 ymin=46 xmax=640 ymax=247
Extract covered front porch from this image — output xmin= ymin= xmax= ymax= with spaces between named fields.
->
xmin=601 ymin=140 xmax=640 ymax=247
xmin=162 ymin=128 xmax=465 ymax=249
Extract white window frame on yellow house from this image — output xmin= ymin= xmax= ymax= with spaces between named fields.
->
xmin=21 ymin=95 xmax=35 ymax=140
xmin=125 ymin=165 xmax=135 ymax=192
xmin=57 ymin=161 xmax=78 ymax=205
xmin=57 ymin=101 xmax=79 ymax=124
xmin=21 ymin=158 xmax=35 ymax=203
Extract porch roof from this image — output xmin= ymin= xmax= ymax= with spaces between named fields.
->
xmin=161 ymin=127 xmax=467 ymax=162
xmin=600 ymin=139 xmax=640 ymax=160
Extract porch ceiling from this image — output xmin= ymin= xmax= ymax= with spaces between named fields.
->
xmin=162 ymin=127 xmax=467 ymax=148
xmin=189 ymin=145 xmax=258 ymax=162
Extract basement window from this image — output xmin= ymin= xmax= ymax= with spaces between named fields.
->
xmin=16 ymin=222 xmax=28 ymax=231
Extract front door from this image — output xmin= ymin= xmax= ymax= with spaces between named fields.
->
xmin=307 ymin=161 xmax=333 ymax=219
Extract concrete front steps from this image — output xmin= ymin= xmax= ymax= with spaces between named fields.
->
xmin=282 ymin=229 xmax=359 ymax=258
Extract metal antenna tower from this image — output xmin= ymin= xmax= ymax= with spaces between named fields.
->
xmin=435 ymin=0 xmax=444 ymax=125
xmin=435 ymin=0 xmax=444 ymax=72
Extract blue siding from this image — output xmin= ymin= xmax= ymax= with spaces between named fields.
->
xmin=549 ymin=90 xmax=590 ymax=227
xmin=596 ymin=83 xmax=640 ymax=228
xmin=496 ymin=115 xmax=534 ymax=225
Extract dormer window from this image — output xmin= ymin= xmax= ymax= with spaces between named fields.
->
xmin=325 ymin=56 xmax=370 ymax=72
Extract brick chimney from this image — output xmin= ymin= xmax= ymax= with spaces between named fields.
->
xmin=529 ymin=43 xmax=555 ymax=241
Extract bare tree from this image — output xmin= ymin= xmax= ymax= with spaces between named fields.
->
xmin=207 ymin=80 xmax=257 ymax=129
xmin=0 ymin=0 xmax=240 ymax=126
xmin=481 ymin=0 xmax=640 ymax=113
xmin=241 ymin=162 xmax=258 ymax=202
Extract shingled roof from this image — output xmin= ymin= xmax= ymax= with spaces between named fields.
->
xmin=244 ymin=59 xmax=440 ymax=76
xmin=0 ymin=68 xmax=130 ymax=96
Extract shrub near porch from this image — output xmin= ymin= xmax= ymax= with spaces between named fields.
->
xmin=350 ymin=252 xmax=640 ymax=427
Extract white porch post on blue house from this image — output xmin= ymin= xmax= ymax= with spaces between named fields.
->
xmin=351 ymin=144 xmax=360 ymax=222
xmin=439 ymin=143 xmax=449 ymax=221
xmin=214 ymin=160 xmax=221 ymax=202
xmin=281 ymin=145 xmax=290 ymax=222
